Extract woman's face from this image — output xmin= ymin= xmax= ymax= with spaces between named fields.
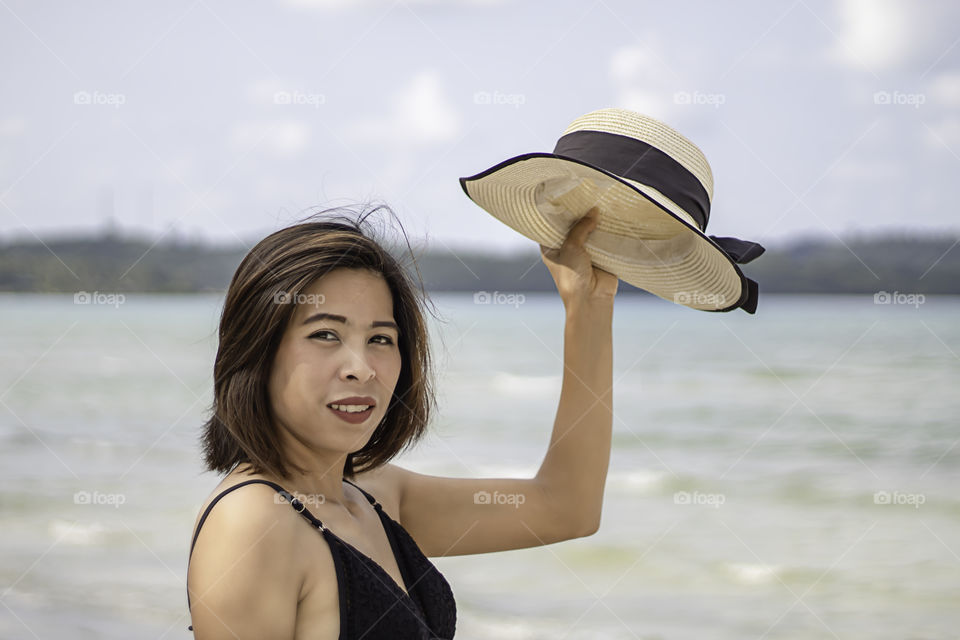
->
xmin=268 ymin=268 xmax=403 ymax=458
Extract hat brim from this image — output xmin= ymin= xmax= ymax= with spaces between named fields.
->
xmin=460 ymin=153 xmax=752 ymax=312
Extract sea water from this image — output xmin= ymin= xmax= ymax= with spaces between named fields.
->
xmin=1 ymin=293 xmax=957 ymax=639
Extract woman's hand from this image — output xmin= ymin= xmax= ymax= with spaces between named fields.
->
xmin=539 ymin=207 xmax=619 ymax=309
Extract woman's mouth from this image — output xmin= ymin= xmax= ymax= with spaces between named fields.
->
xmin=327 ymin=403 xmax=374 ymax=424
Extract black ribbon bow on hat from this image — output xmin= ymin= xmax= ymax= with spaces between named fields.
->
xmin=708 ymin=236 xmax=765 ymax=314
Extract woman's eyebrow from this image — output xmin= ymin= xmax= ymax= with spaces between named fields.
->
xmin=301 ymin=312 xmax=399 ymax=333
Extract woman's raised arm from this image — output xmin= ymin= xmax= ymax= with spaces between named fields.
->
xmin=381 ymin=209 xmax=618 ymax=557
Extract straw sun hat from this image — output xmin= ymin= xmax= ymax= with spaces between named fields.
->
xmin=460 ymin=108 xmax=765 ymax=313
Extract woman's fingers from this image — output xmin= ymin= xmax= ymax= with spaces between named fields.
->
xmin=563 ymin=207 xmax=600 ymax=249
xmin=541 ymin=207 xmax=600 ymax=257
xmin=538 ymin=206 xmax=619 ymax=304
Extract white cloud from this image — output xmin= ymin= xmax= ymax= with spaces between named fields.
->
xmin=918 ymin=73 xmax=960 ymax=151
xmin=0 ymin=117 xmax=26 ymax=137
xmin=228 ymin=120 xmax=312 ymax=156
xmin=927 ymin=72 xmax=960 ymax=108
xmin=280 ymin=0 xmax=508 ymax=8
xmin=345 ymin=70 xmax=461 ymax=146
xmin=830 ymin=0 xmax=960 ymax=72
xmin=281 ymin=0 xmax=357 ymax=8
xmin=831 ymin=0 xmax=911 ymax=70
xmin=608 ymin=44 xmax=680 ymax=121
xmin=923 ymin=116 xmax=960 ymax=151
xmin=610 ymin=46 xmax=654 ymax=84
xmin=616 ymin=88 xmax=677 ymax=121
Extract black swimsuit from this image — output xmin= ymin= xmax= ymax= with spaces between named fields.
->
xmin=186 ymin=478 xmax=457 ymax=639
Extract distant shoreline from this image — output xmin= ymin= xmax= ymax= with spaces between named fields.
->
xmin=2 ymin=232 xmax=958 ymax=294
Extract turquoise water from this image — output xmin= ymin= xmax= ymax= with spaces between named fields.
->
xmin=1 ymin=293 xmax=958 ymax=639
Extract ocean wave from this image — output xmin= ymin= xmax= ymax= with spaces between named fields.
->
xmin=48 ymin=519 xmax=108 ymax=545
xmin=723 ymin=562 xmax=781 ymax=585
xmin=608 ymin=469 xmax=670 ymax=494
xmin=490 ymin=372 xmax=561 ymax=397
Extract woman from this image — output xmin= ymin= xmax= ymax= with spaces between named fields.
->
xmin=186 ymin=204 xmax=617 ymax=639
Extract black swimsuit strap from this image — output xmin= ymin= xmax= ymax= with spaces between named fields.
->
xmin=343 ymin=477 xmax=382 ymax=509
xmin=187 ymin=476 xmax=407 ymax=633
xmin=342 ymin=479 xmax=430 ymax=620
xmin=188 ymin=477 xmax=385 ymax=622
xmin=186 ymin=478 xmax=328 ymax=615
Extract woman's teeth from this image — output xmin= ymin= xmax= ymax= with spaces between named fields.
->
xmin=330 ymin=404 xmax=372 ymax=413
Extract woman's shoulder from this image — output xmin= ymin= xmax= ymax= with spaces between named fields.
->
xmin=191 ymin=470 xmax=296 ymax=546
xmin=191 ymin=463 xmax=405 ymax=537
xmin=187 ymin=470 xmax=319 ymax=637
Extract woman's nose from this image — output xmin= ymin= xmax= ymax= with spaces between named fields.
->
xmin=339 ymin=343 xmax=375 ymax=381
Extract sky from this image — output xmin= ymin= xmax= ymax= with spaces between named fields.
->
xmin=1 ymin=0 xmax=959 ymax=255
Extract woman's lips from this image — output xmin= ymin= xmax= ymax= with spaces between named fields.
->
xmin=327 ymin=405 xmax=374 ymax=424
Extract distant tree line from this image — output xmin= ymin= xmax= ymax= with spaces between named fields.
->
xmin=1 ymin=231 xmax=957 ymax=295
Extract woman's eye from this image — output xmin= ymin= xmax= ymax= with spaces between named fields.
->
xmin=309 ymin=331 xmax=394 ymax=345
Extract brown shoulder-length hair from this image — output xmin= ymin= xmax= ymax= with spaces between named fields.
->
xmin=201 ymin=204 xmax=439 ymax=481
